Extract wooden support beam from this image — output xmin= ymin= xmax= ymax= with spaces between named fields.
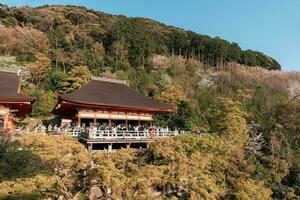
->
xmin=78 ymin=117 xmax=81 ymax=127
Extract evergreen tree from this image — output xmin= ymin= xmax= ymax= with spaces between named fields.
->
xmin=58 ymin=65 xmax=90 ymax=93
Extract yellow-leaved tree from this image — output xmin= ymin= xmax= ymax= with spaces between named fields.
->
xmin=0 ymin=134 xmax=90 ymax=199
xmin=87 ymin=134 xmax=273 ymax=199
xmin=155 ymin=84 xmax=186 ymax=106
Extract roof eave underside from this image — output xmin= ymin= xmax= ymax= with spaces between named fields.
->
xmin=58 ymin=96 xmax=173 ymax=113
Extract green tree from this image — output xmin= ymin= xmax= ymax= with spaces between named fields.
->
xmin=23 ymin=85 xmax=57 ymax=117
xmin=209 ymin=97 xmax=249 ymax=146
xmin=58 ymin=65 xmax=90 ymax=93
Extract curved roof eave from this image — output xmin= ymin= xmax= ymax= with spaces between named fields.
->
xmin=57 ymin=94 xmax=174 ymax=113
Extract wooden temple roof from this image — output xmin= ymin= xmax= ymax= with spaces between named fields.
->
xmin=53 ymin=77 xmax=173 ymax=115
xmin=0 ymin=69 xmax=35 ymax=115
xmin=0 ymin=70 xmax=35 ymax=103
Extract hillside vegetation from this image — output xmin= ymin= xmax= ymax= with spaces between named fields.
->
xmin=0 ymin=4 xmax=280 ymax=71
xmin=0 ymin=4 xmax=299 ymax=200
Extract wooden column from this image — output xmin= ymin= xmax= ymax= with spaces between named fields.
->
xmin=125 ymin=119 xmax=128 ymax=129
xmin=4 ymin=113 xmax=8 ymax=130
xmin=78 ymin=117 xmax=81 ymax=127
xmin=94 ymin=118 xmax=97 ymax=125
xmin=109 ymin=118 xmax=112 ymax=126
xmin=88 ymin=143 xmax=93 ymax=153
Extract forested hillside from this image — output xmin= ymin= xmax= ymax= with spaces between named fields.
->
xmin=0 ymin=4 xmax=300 ymax=200
xmin=0 ymin=4 xmax=280 ymax=71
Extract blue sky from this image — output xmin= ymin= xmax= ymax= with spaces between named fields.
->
xmin=1 ymin=0 xmax=300 ymax=71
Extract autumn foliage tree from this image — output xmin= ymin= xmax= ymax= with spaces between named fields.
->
xmin=0 ymin=134 xmax=90 ymax=199
xmin=0 ymin=26 xmax=49 ymax=61
xmin=87 ymin=134 xmax=272 ymax=200
xmin=26 ymin=53 xmax=51 ymax=84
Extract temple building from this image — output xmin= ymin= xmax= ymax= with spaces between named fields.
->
xmin=53 ymin=76 xmax=173 ymax=128
xmin=0 ymin=69 xmax=35 ymax=132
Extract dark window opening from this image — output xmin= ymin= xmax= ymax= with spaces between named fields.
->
xmin=92 ymin=143 xmax=109 ymax=151
xmin=112 ymin=143 xmax=128 ymax=150
xmin=130 ymin=143 xmax=147 ymax=149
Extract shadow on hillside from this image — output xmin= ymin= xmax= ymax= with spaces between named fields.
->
xmin=0 ymin=192 xmax=42 ymax=200
xmin=0 ymin=140 xmax=50 ymax=182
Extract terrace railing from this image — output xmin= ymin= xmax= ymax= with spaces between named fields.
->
xmin=50 ymin=128 xmax=189 ymax=140
xmin=84 ymin=130 xmax=181 ymax=140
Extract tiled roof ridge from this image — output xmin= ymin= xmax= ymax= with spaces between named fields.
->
xmin=91 ymin=76 xmax=126 ymax=85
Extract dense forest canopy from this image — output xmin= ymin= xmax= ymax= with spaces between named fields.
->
xmin=0 ymin=3 xmax=300 ymax=200
xmin=0 ymin=4 xmax=280 ymax=71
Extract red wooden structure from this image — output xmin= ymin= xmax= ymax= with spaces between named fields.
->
xmin=53 ymin=76 xmax=173 ymax=127
xmin=0 ymin=69 xmax=35 ymax=132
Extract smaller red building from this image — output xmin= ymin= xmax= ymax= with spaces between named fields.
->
xmin=53 ymin=76 xmax=173 ymax=127
xmin=0 ymin=69 xmax=35 ymax=132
